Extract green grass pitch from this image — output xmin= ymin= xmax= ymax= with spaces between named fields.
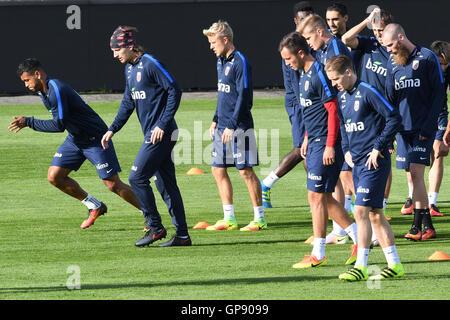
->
xmin=0 ymin=97 xmax=449 ymax=300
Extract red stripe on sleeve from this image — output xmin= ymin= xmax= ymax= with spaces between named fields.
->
xmin=323 ymin=98 xmax=339 ymax=147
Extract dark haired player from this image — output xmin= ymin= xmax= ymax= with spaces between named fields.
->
xmin=9 ymin=58 xmax=141 ymax=229
xmin=278 ymin=32 xmax=357 ymax=269
xmin=102 ymin=26 xmax=191 ymax=247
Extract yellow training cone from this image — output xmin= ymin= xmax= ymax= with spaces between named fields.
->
xmin=186 ymin=167 xmax=204 ymax=175
xmin=428 ymin=250 xmax=450 ymax=261
xmin=304 ymin=235 xmax=314 ymax=244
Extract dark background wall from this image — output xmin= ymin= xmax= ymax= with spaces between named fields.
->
xmin=1 ymin=0 xmax=448 ymax=95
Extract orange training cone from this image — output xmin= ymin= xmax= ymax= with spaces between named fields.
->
xmin=428 ymin=250 xmax=450 ymax=261
xmin=186 ymin=167 xmax=204 ymax=175
xmin=193 ymin=221 xmax=210 ymax=229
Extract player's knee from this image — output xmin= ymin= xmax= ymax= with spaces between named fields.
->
xmin=47 ymin=170 xmax=61 ymax=187
xmin=238 ymin=167 xmax=255 ymax=180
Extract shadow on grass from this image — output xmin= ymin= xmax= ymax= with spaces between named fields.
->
xmin=0 ymin=274 xmax=337 ymax=294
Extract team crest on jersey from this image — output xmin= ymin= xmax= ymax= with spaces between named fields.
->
xmin=225 ymin=66 xmax=230 ymax=76
xmin=304 ymin=80 xmax=309 ymax=91
xmin=354 ymin=100 xmax=360 ymax=111
xmin=412 ymin=60 xmax=419 ymax=70
xmin=137 ymin=72 xmax=142 ymax=82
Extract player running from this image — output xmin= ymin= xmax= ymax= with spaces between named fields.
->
xmin=325 ymin=55 xmax=404 ymax=281
xmin=10 ymin=58 xmax=141 ymax=229
xmin=382 ymin=23 xmax=445 ymax=241
xmin=202 ymin=21 xmax=266 ymax=231
xmin=278 ymin=32 xmax=357 ymax=269
xmin=102 ymin=26 xmax=191 ymax=247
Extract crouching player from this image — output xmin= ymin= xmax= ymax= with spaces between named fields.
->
xmin=325 ymin=55 xmax=404 ymax=281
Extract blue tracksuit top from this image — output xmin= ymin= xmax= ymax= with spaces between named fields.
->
xmin=315 ymin=35 xmax=351 ymax=66
xmin=25 ymin=78 xmax=108 ymax=140
xmin=337 ymin=80 xmax=401 ymax=164
xmin=109 ymin=53 xmax=181 ymax=137
xmin=385 ymin=45 xmax=445 ymax=139
xmin=356 ymin=36 xmax=390 ymax=92
xmin=299 ymin=61 xmax=338 ymax=146
xmin=213 ymin=49 xmax=254 ymax=130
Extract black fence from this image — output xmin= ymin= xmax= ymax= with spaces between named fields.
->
xmin=1 ymin=0 xmax=448 ymax=95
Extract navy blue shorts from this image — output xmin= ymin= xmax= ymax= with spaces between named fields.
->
xmin=306 ymin=143 xmax=344 ymax=193
xmin=288 ymin=105 xmax=305 ymax=148
xmin=51 ymin=136 xmax=121 ymax=179
xmin=353 ymin=155 xmax=391 ymax=209
xmin=395 ymin=132 xmax=433 ymax=169
xmin=212 ymin=128 xmax=259 ymax=170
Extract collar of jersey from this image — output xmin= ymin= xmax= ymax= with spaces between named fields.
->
xmin=346 ymin=80 xmax=361 ymax=94
xmin=220 ymin=50 xmax=236 ymax=63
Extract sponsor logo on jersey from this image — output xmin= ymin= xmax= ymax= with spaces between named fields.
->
xmin=365 ymin=58 xmax=387 ymax=77
xmin=54 ymin=152 xmax=63 ymax=158
xmin=344 ymin=119 xmax=365 ymax=132
xmin=218 ymin=82 xmax=231 ymax=93
xmin=131 ymin=90 xmax=146 ymax=100
xmin=395 ymin=76 xmax=421 ymax=90
xmin=300 ymin=97 xmax=312 ymax=107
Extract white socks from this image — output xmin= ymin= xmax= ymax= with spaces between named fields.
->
xmin=312 ymin=238 xmax=326 ymax=260
xmin=356 ymin=247 xmax=370 ymax=267
xmin=332 ymin=220 xmax=347 ymax=237
xmin=262 ymin=171 xmax=280 ymax=189
xmin=81 ymin=194 xmax=101 ymax=210
xmin=344 ymin=223 xmax=358 ymax=244
xmin=253 ymin=206 xmax=264 ymax=220
xmin=383 ymin=245 xmax=400 ymax=265
xmin=223 ymin=204 xmax=235 ymax=219
xmin=428 ymin=192 xmax=438 ymax=206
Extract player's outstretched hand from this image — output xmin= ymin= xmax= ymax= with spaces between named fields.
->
xmin=365 ymin=148 xmax=383 ymax=170
xmin=8 ymin=116 xmax=26 ymax=133
xmin=101 ymin=130 xmax=114 ymax=149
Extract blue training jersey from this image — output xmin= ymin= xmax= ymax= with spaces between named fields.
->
xmin=337 ymin=80 xmax=401 ymax=164
xmin=385 ymin=45 xmax=445 ymax=139
xmin=356 ymin=36 xmax=390 ymax=92
xmin=25 ymin=78 xmax=108 ymax=141
xmin=315 ymin=35 xmax=351 ymax=65
xmin=213 ymin=49 xmax=254 ymax=130
xmin=109 ymin=53 xmax=182 ymax=137
xmin=299 ymin=60 xmax=338 ymax=146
